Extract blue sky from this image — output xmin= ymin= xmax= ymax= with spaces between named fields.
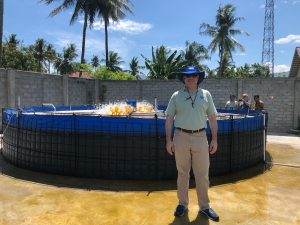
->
xmin=4 ymin=0 xmax=300 ymax=74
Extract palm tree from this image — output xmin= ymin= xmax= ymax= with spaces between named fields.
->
xmin=142 ymin=45 xmax=187 ymax=80
xmin=44 ymin=44 xmax=57 ymax=73
xmin=6 ymin=34 xmax=19 ymax=50
xmin=55 ymin=43 xmax=78 ymax=75
xmin=91 ymin=55 xmax=99 ymax=71
xmin=0 ymin=0 xmax=4 ymax=66
xmin=181 ymin=41 xmax=210 ymax=67
xmin=129 ymin=57 xmax=139 ymax=77
xmin=42 ymin=0 xmax=99 ymax=64
xmin=103 ymin=50 xmax=123 ymax=72
xmin=100 ymin=0 xmax=133 ymax=67
xmin=199 ymin=4 xmax=249 ymax=77
xmin=29 ymin=38 xmax=48 ymax=72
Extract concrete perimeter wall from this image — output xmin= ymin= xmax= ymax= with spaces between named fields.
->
xmin=1 ymin=69 xmax=299 ymax=132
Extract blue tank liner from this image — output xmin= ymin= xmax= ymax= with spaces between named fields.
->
xmin=3 ymin=106 xmax=263 ymax=134
xmin=3 ymin=107 xmax=264 ymax=135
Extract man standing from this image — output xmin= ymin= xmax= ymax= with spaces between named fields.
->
xmin=252 ymin=95 xmax=264 ymax=111
xmin=225 ymin=94 xmax=238 ymax=110
xmin=165 ymin=66 xmax=219 ymax=222
xmin=238 ymin=93 xmax=251 ymax=110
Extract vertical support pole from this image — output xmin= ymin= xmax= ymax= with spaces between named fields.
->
xmin=73 ymin=114 xmax=78 ymax=175
xmin=63 ymin=74 xmax=69 ymax=106
xmin=237 ymin=79 xmax=243 ymax=99
xmin=263 ymin=113 xmax=266 ymax=163
xmin=7 ymin=69 xmax=16 ymax=108
xmin=293 ymin=79 xmax=300 ymax=129
xmin=230 ymin=114 xmax=234 ymax=173
xmin=95 ymin=79 xmax=99 ymax=105
xmin=138 ymin=80 xmax=143 ymax=101
xmin=155 ymin=114 xmax=159 ymax=179
xmin=16 ymin=110 xmax=21 ymax=166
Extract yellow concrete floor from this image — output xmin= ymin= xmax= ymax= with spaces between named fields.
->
xmin=0 ymin=134 xmax=299 ymax=225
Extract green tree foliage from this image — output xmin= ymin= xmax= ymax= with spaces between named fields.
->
xmin=93 ymin=67 xmax=134 ymax=80
xmin=2 ymin=34 xmax=39 ymax=71
xmin=102 ymin=51 xmax=124 ymax=72
xmin=142 ymin=45 xmax=187 ymax=80
xmin=29 ymin=38 xmax=48 ymax=72
xmin=54 ymin=44 xmax=78 ymax=75
xmin=222 ymin=63 xmax=270 ymax=78
xmin=129 ymin=57 xmax=142 ymax=77
xmin=200 ymin=4 xmax=249 ymax=77
xmin=181 ymin=41 xmax=210 ymax=67
xmin=91 ymin=55 xmax=99 ymax=71
xmin=44 ymin=44 xmax=58 ymax=73
xmin=73 ymin=63 xmax=92 ymax=73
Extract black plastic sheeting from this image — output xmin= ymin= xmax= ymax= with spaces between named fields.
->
xmin=1 ymin=119 xmax=264 ymax=180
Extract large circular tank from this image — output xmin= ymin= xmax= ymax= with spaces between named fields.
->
xmin=1 ymin=105 xmax=266 ymax=180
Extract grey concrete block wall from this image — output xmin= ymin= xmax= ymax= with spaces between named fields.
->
xmin=68 ymin=78 xmax=87 ymax=106
xmin=201 ymin=79 xmax=238 ymax=108
xmin=99 ymin=80 xmax=142 ymax=103
xmin=141 ymin=80 xmax=182 ymax=105
xmin=0 ymin=69 xmax=8 ymax=130
xmin=15 ymin=71 xmax=43 ymax=107
xmin=86 ymin=79 xmax=96 ymax=105
xmin=0 ymin=69 xmax=299 ymax=132
xmin=43 ymin=75 xmax=64 ymax=106
xmin=241 ymin=79 xmax=295 ymax=131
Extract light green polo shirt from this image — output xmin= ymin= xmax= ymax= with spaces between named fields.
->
xmin=165 ymin=87 xmax=217 ymax=130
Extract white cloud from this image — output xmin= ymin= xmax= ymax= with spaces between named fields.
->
xmin=275 ymin=34 xmax=300 ymax=44
xmin=274 ymin=64 xmax=290 ymax=73
xmin=46 ymin=31 xmax=104 ymax=55
xmin=234 ymin=53 xmax=247 ymax=56
xmin=45 ymin=31 xmax=135 ymax=61
xmin=80 ymin=19 xmax=153 ymax=34
xmin=166 ymin=45 xmax=184 ymax=52
xmin=259 ymin=4 xmax=265 ymax=9
xmin=279 ymin=0 xmax=300 ymax=4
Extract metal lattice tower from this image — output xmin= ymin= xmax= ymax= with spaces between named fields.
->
xmin=262 ymin=0 xmax=274 ymax=76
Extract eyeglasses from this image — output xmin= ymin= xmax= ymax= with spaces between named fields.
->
xmin=183 ymin=74 xmax=198 ymax=78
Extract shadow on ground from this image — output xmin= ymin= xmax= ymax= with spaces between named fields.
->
xmin=0 ymin=151 xmax=272 ymax=192
xmin=169 ymin=212 xmax=210 ymax=225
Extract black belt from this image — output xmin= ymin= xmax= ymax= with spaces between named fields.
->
xmin=176 ymin=127 xmax=205 ymax=134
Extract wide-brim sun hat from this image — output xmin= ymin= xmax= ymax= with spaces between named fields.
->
xmin=177 ymin=66 xmax=205 ymax=85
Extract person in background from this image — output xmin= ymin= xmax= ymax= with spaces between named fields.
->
xmin=225 ymin=94 xmax=238 ymax=110
xmin=165 ymin=66 xmax=219 ymax=222
xmin=238 ymin=93 xmax=251 ymax=110
xmin=252 ymin=95 xmax=264 ymax=110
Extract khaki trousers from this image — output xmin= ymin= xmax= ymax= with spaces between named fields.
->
xmin=173 ymin=129 xmax=210 ymax=209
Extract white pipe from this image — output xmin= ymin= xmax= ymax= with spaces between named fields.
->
xmin=17 ymin=96 xmax=20 ymax=108
xmin=42 ymin=103 xmax=56 ymax=111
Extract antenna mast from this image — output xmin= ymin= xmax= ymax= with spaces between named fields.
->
xmin=262 ymin=0 xmax=274 ymax=76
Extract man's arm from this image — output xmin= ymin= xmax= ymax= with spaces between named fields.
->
xmin=165 ymin=115 xmax=175 ymax=155
xmin=208 ymin=115 xmax=218 ymax=154
xmin=244 ymin=100 xmax=251 ymax=107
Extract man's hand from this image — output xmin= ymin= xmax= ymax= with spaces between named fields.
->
xmin=166 ymin=141 xmax=175 ymax=155
xmin=209 ymin=139 xmax=218 ymax=154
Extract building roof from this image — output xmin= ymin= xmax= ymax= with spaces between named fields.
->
xmin=289 ymin=47 xmax=300 ymax=77
xmin=69 ymin=71 xmax=92 ymax=79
